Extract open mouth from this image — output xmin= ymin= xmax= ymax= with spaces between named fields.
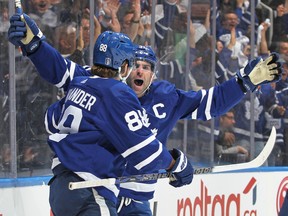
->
xmin=38 ymin=3 xmax=47 ymax=9
xmin=134 ymin=79 xmax=144 ymax=86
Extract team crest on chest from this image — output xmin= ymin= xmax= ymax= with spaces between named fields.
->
xmin=138 ymin=108 xmax=151 ymax=127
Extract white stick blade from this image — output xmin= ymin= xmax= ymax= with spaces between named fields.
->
xmin=211 ymin=126 xmax=276 ymax=173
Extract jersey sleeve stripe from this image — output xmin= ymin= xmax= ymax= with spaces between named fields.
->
xmin=205 ymin=88 xmax=214 ymax=120
xmin=55 ymin=60 xmax=76 ymax=88
xmin=44 ymin=112 xmax=51 ymax=134
xmin=191 ymin=109 xmax=197 ymax=120
xmin=134 ymin=143 xmax=163 ymax=170
xmin=69 ymin=61 xmax=76 ymax=80
xmin=121 ymin=135 xmax=156 ymax=158
xmin=52 ymin=113 xmax=58 ymax=130
xmin=55 ymin=69 xmax=70 ymax=88
xmin=191 ymin=90 xmax=206 ymax=119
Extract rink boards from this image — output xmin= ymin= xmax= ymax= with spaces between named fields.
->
xmin=0 ymin=167 xmax=288 ymax=216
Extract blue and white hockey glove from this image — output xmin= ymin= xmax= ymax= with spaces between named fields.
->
xmin=168 ymin=148 xmax=194 ymax=188
xmin=8 ymin=13 xmax=45 ymax=56
xmin=236 ymin=52 xmax=283 ymax=92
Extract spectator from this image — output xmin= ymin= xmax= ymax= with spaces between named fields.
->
xmin=233 ymin=93 xmax=265 ymax=162
xmin=57 ymin=0 xmax=83 ymax=24
xmin=215 ymin=109 xmax=249 ymax=164
xmin=99 ymin=0 xmax=121 ymax=33
xmin=156 ymin=4 xmax=206 ymax=90
xmin=258 ymin=83 xmax=286 ymax=166
xmin=270 ymin=2 xmax=288 ymax=51
xmin=134 ymin=9 xmax=152 ymax=45
xmin=275 ymin=64 xmax=288 ymax=165
xmin=154 ymin=0 xmax=178 ymax=55
xmin=28 ymin=0 xmax=58 ymax=27
xmin=275 ymin=39 xmax=288 ymax=64
xmin=53 ymin=22 xmax=86 ymax=65
xmin=81 ymin=9 xmax=101 ymax=65
xmin=217 ymin=10 xmax=251 ymax=68
xmin=233 ymin=81 xmax=285 ymax=164
xmin=216 ymin=16 xmax=271 ymax=83
xmin=118 ymin=0 xmax=141 ymax=41
xmin=27 ymin=0 xmax=58 ymax=43
xmin=0 ymin=2 xmax=9 ymax=33
xmin=29 ymin=0 xmax=59 ymax=28
xmin=276 ymin=61 xmax=288 ymax=91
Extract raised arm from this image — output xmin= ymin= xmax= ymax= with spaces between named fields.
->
xmin=8 ymin=13 xmax=91 ymax=89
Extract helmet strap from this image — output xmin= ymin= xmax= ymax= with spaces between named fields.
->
xmin=119 ymin=66 xmax=133 ymax=84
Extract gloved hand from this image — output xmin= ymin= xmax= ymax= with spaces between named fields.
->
xmin=236 ymin=52 xmax=283 ymax=92
xmin=8 ymin=13 xmax=45 ymax=56
xmin=168 ymin=148 xmax=193 ymax=187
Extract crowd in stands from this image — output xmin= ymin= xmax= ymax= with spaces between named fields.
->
xmin=1 ymin=0 xmax=288 ymax=176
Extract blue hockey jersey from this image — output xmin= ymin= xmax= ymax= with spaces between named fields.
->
xmin=31 ymin=42 xmax=175 ymax=204
xmin=119 ymin=78 xmax=245 ymax=200
xmin=29 ymin=41 xmax=245 ymax=201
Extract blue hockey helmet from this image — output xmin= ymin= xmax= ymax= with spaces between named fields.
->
xmin=93 ymin=31 xmax=135 ymax=70
xmin=134 ymin=45 xmax=157 ymax=72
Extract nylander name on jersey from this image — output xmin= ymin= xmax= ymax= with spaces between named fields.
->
xmin=65 ymin=87 xmax=97 ymax=111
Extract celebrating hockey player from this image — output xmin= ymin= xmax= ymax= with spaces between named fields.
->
xmin=8 ymin=10 xmax=283 ymax=216
xmin=8 ymin=14 xmax=194 ymax=216
xmin=116 ymin=45 xmax=283 ymax=215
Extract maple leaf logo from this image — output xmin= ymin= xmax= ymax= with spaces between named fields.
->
xmin=137 ymin=108 xmax=151 ymax=127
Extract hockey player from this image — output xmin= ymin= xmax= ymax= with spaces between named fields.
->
xmin=8 ymin=15 xmax=194 ymax=216
xmin=8 ymin=12 xmax=283 ymax=216
xmin=116 ymin=45 xmax=283 ymax=216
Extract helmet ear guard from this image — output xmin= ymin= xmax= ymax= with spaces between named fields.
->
xmin=93 ymin=31 xmax=135 ymax=71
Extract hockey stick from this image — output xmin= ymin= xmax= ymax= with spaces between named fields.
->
xmin=69 ymin=126 xmax=276 ymax=190
xmin=15 ymin=0 xmax=23 ymax=14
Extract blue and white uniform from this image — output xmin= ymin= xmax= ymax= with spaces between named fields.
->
xmin=119 ymin=79 xmax=245 ymax=201
xmin=28 ymin=42 xmax=175 ymax=213
xmin=28 ymin=41 xmax=245 ymax=205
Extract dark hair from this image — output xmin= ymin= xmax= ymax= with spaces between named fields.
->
xmin=91 ymin=65 xmax=118 ymax=78
xmin=91 ymin=60 xmax=128 ymax=78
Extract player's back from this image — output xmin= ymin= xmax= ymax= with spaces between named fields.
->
xmin=46 ymin=75 xmax=174 ymax=204
xmin=46 ymin=75 xmax=166 ymax=178
xmin=47 ymin=76 xmax=127 ymax=175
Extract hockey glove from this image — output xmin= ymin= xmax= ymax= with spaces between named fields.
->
xmin=168 ymin=148 xmax=193 ymax=188
xmin=8 ymin=13 xmax=45 ymax=56
xmin=236 ymin=52 xmax=282 ymax=92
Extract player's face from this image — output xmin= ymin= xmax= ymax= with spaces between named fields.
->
xmin=127 ymin=60 xmax=154 ymax=98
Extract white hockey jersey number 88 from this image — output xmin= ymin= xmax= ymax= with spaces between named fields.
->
xmin=125 ymin=109 xmax=151 ymax=132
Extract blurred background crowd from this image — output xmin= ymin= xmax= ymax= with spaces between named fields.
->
xmin=1 ymin=0 xmax=288 ymax=178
